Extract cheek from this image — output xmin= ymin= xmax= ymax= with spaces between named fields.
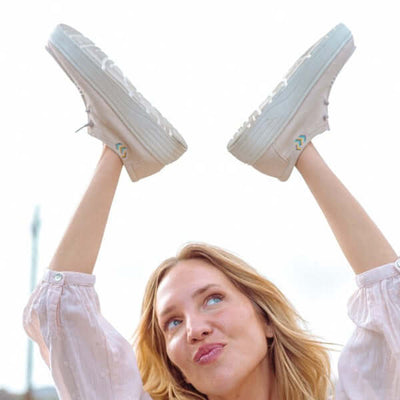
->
xmin=222 ymin=303 xmax=256 ymax=332
xmin=224 ymin=304 xmax=268 ymax=347
xmin=166 ymin=334 xmax=187 ymax=369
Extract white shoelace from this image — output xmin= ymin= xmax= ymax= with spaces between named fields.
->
xmin=70 ymin=32 xmax=179 ymax=139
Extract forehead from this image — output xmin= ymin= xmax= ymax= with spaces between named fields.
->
xmin=155 ymin=259 xmax=236 ymax=315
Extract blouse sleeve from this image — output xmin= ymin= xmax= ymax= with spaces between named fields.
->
xmin=335 ymin=258 xmax=400 ymax=400
xmin=22 ymin=268 xmax=152 ymax=400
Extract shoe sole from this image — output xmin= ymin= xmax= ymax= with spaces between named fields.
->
xmin=47 ymin=24 xmax=187 ymax=166
xmin=227 ymin=23 xmax=355 ymax=165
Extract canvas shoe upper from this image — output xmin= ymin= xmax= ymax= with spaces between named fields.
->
xmin=47 ymin=24 xmax=187 ymax=181
xmin=227 ymin=23 xmax=356 ymax=181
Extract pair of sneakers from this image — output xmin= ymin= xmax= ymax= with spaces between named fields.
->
xmin=47 ymin=23 xmax=355 ymax=182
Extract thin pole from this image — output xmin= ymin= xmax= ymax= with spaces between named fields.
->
xmin=25 ymin=205 xmax=41 ymax=400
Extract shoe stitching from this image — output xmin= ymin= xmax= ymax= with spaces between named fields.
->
xmin=74 ymin=39 xmax=180 ymax=142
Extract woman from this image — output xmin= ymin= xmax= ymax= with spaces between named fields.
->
xmin=23 ymin=23 xmax=400 ymax=399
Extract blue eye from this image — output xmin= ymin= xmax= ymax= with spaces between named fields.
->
xmin=166 ymin=319 xmax=181 ymax=331
xmin=206 ymin=295 xmax=223 ymax=306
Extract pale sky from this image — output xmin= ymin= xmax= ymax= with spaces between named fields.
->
xmin=1 ymin=0 xmax=400 ymax=394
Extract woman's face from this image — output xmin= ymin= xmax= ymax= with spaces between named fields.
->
xmin=156 ymin=258 xmax=274 ymax=398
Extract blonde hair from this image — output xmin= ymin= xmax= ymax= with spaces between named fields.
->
xmin=132 ymin=242 xmax=338 ymax=400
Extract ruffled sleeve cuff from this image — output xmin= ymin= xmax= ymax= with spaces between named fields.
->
xmin=347 ymin=258 xmax=400 ymax=355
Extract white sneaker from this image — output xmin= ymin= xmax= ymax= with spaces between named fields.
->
xmin=227 ymin=23 xmax=356 ymax=181
xmin=47 ymin=24 xmax=187 ymax=181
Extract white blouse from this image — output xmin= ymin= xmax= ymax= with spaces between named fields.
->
xmin=23 ymin=259 xmax=400 ymax=399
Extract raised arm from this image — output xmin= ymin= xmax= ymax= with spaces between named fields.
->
xmin=224 ymin=23 xmax=399 ymax=398
xmin=49 ymin=145 xmax=123 ymax=274
xmin=295 ymin=142 xmax=397 ymax=274
xmin=24 ymin=23 xmax=187 ymax=400
xmin=226 ymin=23 xmax=397 ymax=275
xmin=45 ymin=23 xmax=187 ymax=274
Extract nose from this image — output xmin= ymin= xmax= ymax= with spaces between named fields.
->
xmin=186 ymin=315 xmax=212 ymax=343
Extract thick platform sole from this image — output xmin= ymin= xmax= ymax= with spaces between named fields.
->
xmin=228 ymin=23 xmax=355 ymax=179
xmin=47 ymin=24 xmax=187 ymax=179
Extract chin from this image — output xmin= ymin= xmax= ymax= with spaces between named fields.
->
xmin=192 ymin=369 xmax=240 ymax=398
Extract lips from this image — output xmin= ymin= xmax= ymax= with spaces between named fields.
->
xmin=194 ymin=343 xmax=225 ymax=364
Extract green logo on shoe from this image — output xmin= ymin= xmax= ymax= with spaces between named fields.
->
xmin=295 ymin=135 xmax=306 ymax=150
xmin=116 ymin=143 xmax=127 ymax=159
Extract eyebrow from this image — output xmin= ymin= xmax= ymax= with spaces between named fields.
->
xmin=158 ymin=284 xmax=222 ymax=320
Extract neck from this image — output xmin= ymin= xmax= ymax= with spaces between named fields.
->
xmin=208 ymin=358 xmax=278 ymax=400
